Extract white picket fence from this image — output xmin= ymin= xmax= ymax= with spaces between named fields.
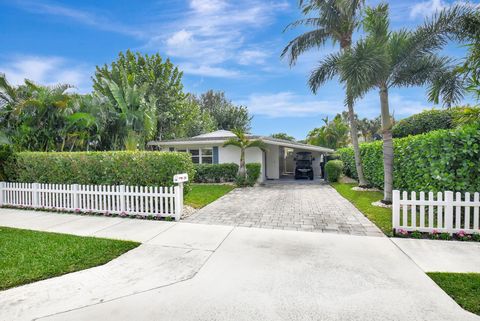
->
xmin=0 ymin=182 xmax=184 ymax=221
xmin=393 ymin=190 xmax=480 ymax=234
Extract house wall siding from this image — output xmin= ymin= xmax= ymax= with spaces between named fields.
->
xmin=219 ymin=145 xmax=265 ymax=182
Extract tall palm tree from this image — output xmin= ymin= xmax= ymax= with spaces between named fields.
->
xmin=223 ymin=129 xmax=266 ymax=178
xmin=311 ymin=3 xmax=465 ymax=202
xmin=282 ymin=0 xmax=369 ymax=186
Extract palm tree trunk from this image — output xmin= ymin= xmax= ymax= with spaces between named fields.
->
xmin=239 ymin=147 xmax=246 ymax=178
xmin=379 ymin=85 xmax=393 ymax=203
xmin=347 ymin=99 xmax=368 ymax=186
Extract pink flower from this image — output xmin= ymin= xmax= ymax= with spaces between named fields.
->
xmin=397 ymin=228 xmax=408 ymax=235
xmin=457 ymin=230 xmax=466 ymax=237
xmin=432 ymin=229 xmax=440 ymax=235
xmin=75 ymin=208 xmax=81 ymax=213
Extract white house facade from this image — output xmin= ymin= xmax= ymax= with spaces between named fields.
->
xmin=148 ymin=130 xmax=334 ymax=182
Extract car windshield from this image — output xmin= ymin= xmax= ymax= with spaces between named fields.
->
xmin=296 ymin=160 xmax=310 ymax=166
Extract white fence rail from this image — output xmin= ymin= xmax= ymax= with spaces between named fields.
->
xmin=0 ymin=182 xmax=183 ymax=221
xmin=393 ymin=190 xmax=480 ymax=234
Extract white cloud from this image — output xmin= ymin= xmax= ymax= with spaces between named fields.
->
xmin=190 ymin=0 xmax=227 ymax=13
xmin=180 ymin=63 xmax=241 ymax=78
xmin=238 ymin=50 xmax=269 ymax=65
xmin=409 ymin=0 xmax=480 ymax=19
xmin=0 ymin=55 xmax=92 ymax=93
xmin=238 ymin=92 xmax=342 ymax=118
xmin=15 ymin=1 xmax=144 ymax=37
xmin=148 ymin=0 xmax=288 ymax=77
xmin=410 ymin=0 xmax=448 ymax=19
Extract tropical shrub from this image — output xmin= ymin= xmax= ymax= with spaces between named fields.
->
xmin=0 ymin=145 xmax=13 ymax=181
xmin=5 ymin=151 xmax=195 ymax=192
xmin=194 ymin=163 xmax=238 ymax=183
xmin=392 ymin=107 xmax=477 ymax=138
xmin=246 ymin=163 xmax=261 ymax=186
xmin=338 ymin=125 xmax=480 ymax=192
xmin=325 ymin=160 xmax=344 ymax=182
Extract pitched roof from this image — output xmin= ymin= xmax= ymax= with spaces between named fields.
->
xmin=147 ymin=130 xmax=334 ymax=153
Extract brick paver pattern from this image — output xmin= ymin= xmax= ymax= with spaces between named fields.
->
xmin=187 ymin=183 xmax=384 ymax=237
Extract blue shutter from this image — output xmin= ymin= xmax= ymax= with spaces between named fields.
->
xmin=213 ymin=146 xmax=219 ymax=164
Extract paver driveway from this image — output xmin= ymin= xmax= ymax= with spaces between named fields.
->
xmin=187 ymin=182 xmax=383 ymax=236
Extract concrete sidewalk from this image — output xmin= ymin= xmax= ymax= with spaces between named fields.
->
xmin=1 ymin=209 xmax=479 ymax=321
xmin=392 ymin=238 xmax=480 ymax=272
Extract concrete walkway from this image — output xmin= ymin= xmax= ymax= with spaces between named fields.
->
xmin=187 ymin=183 xmax=383 ymax=236
xmin=1 ymin=209 xmax=479 ymax=321
xmin=392 ymin=238 xmax=480 ymax=273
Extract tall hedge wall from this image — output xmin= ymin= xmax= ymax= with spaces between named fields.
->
xmin=5 ymin=151 xmax=195 ymax=191
xmin=338 ymin=125 xmax=480 ymax=192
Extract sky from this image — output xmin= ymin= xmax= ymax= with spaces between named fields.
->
xmin=0 ymin=0 xmax=478 ymax=139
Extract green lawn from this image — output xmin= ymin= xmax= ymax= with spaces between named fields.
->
xmin=331 ymin=182 xmax=393 ymax=236
xmin=428 ymin=272 xmax=480 ymax=316
xmin=185 ymin=184 xmax=235 ymax=208
xmin=0 ymin=227 xmax=139 ymax=290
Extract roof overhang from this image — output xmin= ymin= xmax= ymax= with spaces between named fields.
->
xmin=148 ymin=138 xmax=334 ymax=154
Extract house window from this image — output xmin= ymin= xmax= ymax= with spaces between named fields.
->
xmin=201 ymin=148 xmax=213 ymax=164
xmin=174 ymin=147 xmax=213 ymax=164
xmin=189 ymin=149 xmax=200 ymax=164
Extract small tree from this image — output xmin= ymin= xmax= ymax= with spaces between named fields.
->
xmin=223 ymin=129 xmax=266 ymax=179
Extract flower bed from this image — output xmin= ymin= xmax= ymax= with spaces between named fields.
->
xmin=395 ymin=228 xmax=480 ymax=242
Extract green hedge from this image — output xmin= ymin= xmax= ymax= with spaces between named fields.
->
xmin=392 ymin=107 xmax=478 ymax=138
xmin=338 ymin=125 xmax=480 ymax=192
xmin=235 ymin=163 xmax=262 ymax=187
xmin=193 ymin=163 xmax=238 ymax=183
xmin=5 ymin=151 xmax=195 ymax=192
xmin=325 ymin=160 xmax=344 ymax=182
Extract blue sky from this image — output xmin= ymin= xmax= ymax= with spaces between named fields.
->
xmin=0 ymin=0 xmax=477 ymax=139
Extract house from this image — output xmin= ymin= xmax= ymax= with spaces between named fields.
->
xmin=147 ymin=130 xmax=334 ymax=182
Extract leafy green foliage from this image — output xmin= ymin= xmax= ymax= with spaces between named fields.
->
xmin=5 ymin=151 xmax=195 ymax=192
xmin=0 ymin=226 xmax=139 ymax=290
xmin=270 ymin=133 xmax=295 ymax=141
xmin=224 ymin=129 xmax=266 ymax=179
xmin=392 ymin=107 xmax=478 ymax=138
xmin=307 ymin=114 xmax=349 ymax=149
xmin=325 ymin=160 xmax=344 ymax=182
xmin=192 ymin=90 xmax=251 ymax=131
xmin=185 ymin=184 xmax=235 ymax=208
xmin=428 ymin=273 xmax=480 ymax=316
xmin=338 ymin=125 xmax=480 ymax=192
xmin=0 ymin=145 xmax=13 ymax=181
xmin=246 ymin=163 xmax=262 ymax=186
xmin=193 ymin=163 xmax=238 ymax=183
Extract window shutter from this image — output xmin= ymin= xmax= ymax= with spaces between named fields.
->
xmin=213 ymin=146 xmax=219 ymax=164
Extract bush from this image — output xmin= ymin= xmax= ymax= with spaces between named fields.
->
xmin=235 ymin=163 xmax=262 ymax=187
xmin=5 ymin=151 xmax=195 ymax=192
xmin=325 ymin=160 xmax=343 ymax=182
xmin=338 ymin=125 xmax=480 ymax=192
xmin=193 ymin=163 xmax=238 ymax=183
xmin=0 ymin=145 xmax=13 ymax=181
xmin=246 ymin=163 xmax=261 ymax=186
xmin=392 ymin=107 xmax=477 ymax=138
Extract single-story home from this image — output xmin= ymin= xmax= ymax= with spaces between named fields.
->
xmin=147 ymin=130 xmax=334 ymax=182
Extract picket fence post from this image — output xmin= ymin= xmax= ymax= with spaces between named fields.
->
xmin=0 ymin=182 xmax=5 ymax=206
xmin=174 ymin=184 xmax=183 ymax=221
xmin=392 ymin=190 xmax=400 ymax=232
xmin=32 ymin=183 xmax=39 ymax=207
xmin=119 ymin=185 xmax=126 ymax=213
xmin=72 ymin=184 xmax=79 ymax=210
xmin=444 ymin=191 xmax=454 ymax=232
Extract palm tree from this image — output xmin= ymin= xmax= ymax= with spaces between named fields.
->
xmin=100 ymin=72 xmax=158 ymax=150
xmin=223 ymin=129 xmax=266 ymax=178
xmin=282 ymin=0 xmax=369 ymax=187
xmin=311 ymin=3 xmax=465 ymax=202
